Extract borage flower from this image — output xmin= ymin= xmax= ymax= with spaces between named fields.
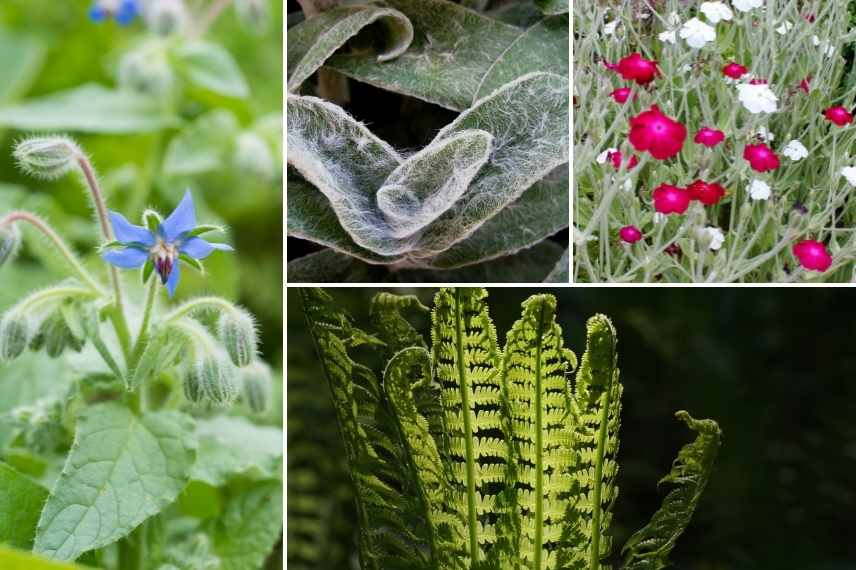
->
xmin=102 ymin=191 xmax=233 ymax=296
xmin=743 ymin=143 xmax=780 ymax=172
xmin=824 ymin=106 xmax=854 ymax=127
xmin=89 ymin=0 xmax=139 ymax=25
xmin=652 ymin=184 xmax=691 ymax=214
xmin=619 ymin=225 xmax=643 ymax=244
xmin=613 ymin=53 xmax=660 ymax=85
xmin=793 ymin=240 xmax=832 ymax=272
xmin=629 ymin=105 xmax=687 ymax=160
xmin=694 ymin=127 xmax=725 ymax=147
xmin=687 ymin=180 xmax=726 ymax=206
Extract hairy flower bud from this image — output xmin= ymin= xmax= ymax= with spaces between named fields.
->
xmin=241 ymin=361 xmax=272 ymax=413
xmin=145 ymin=0 xmax=188 ymax=36
xmin=233 ymin=132 xmax=276 ymax=181
xmin=0 ymin=224 xmax=21 ymax=268
xmin=118 ymin=42 xmax=174 ymax=97
xmin=195 ymin=355 xmax=238 ymax=406
xmin=13 ymin=136 xmax=82 ymax=180
xmin=217 ymin=309 xmax=257 ymax=368
xmin=0 ymin=313 xmax=30 ymax=362
xmin=40 ymin=311 xmax=83 ymax=358
xmin=182 ymin=363 xmax=205 ymax=404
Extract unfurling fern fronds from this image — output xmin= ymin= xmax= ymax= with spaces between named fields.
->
xmin=299 ymin=287 xmax=721 ymax=569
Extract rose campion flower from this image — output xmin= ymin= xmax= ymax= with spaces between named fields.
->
xmin=733 ymin=0 xmax=763 ymax=12
xmin=614 ymin=52 xmax=660 ymax=85
xmin=102 ymin=191 xmax=233 ymax=296
xmin=89 ymin=0 xmax=139 ymax=24
xmin=607 ymin=150 xmax=639 ymax=170
xmin=799 ymin=77 xmax=811 ymax=93
xmin=700 ymin=1 xmax=733 ymax=23
xmin=619 ymin=225 xmax=643 ymax=244
xmin=841 ymin=166 xmax=856 ymax=186
xmin=748 ymin=179 xmax=772 ymax=201
xmin=782 ymin=140 xmax=808 ymax=161
xmin=743 ymin=143 xmax=780 ymax=172
xmin=775 ymin=21 xmax=794 ymax=35
xmin=722 ymin=62 xmax=748 ymax=80
xmin=704 ymin=227 xmax=725 ymax=251
xmin=679 ymin=17 xmax=716 ymax=48
xmin=824 ymin=106 xmax=854 ymax=127
xmin=596 ymin=147 xmax=618 ymax=164
xmin=687 ymin=180 xmax=726 ymax=206
xmin=628 ymin=105 xmax=687 ymax=160
xmin=737 ymin=83 xmax=778 ymax=114
xmin=652 ymin=184 xmax=691 ymax=214
xmin=603 ymin=20 xmax=619 ymax=36
xmin=610 ymin=87 xmax=634 ymax=104
xmin=659 ymin=29 xmax=677 ymax=44
xmin=694 ymin=127 xmax=725 ymax=147
xmin=793 ymin=239 xmax=832 ymax=272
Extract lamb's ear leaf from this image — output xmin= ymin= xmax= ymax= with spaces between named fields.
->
xmin=287 ymin=5 xmax=413 ymax=92
xmin=571 ymin=314 xmax=622 ymax=568
xmin=621 ymin=412 xmax=722 ymax=570
xmin=326 ymin=0 xmax=567 ymax=111
xmin=418 ymin=165 xmax=569 ymax=269
xmin=544 ymin=248 xmax=570 ymax=283
xmin=413 ymin=73 xmax=569 ymax=255
xmin=536 ymin=0 xmax=569 ymax=16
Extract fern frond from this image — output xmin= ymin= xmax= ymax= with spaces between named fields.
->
xmin=500 ymin=294 xmax=582 ymax=570
xmin=431 ymin=288 xmax=507 ymax=567
xmin=370 ymin=292 xmax=429 ymax=354
xmin=621 ymin=411 xmax=722 ymax=570
xmin=571 ymin=314 xmax=622 ymax=570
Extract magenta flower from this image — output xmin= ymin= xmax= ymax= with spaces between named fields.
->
xmin=694 ymin=127 xmax=725 ymax=148
xmin=629 ymin=105 xmax=687 ymax=160
xmin=610 ymin=87 xmax=634 ymax=104
xmin=687 ymin=180 xmax=726 ymax=206
xmin=607 ymin=150 xmax=639 ymax=171
xmin=799 ymin=77 xmax=811 ymax=93
xmin=824 ymin=106 xmax=853 ymax=127
xmin=722 ymin=62 xmax=748 ymax=80
xmin=613 ymin=53 xmax=660 ymax=85
xmin=743 ymin=143 xmax=780 ymax=172
xmin=619 ymin=225 xmax=643 ymax=243
xmin=793 ymin=240 xmax=832 ymax=272
xmin=652 ymin=184 xmax=690 ymax=215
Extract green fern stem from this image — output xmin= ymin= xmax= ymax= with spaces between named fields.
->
xmin=533 ymin=301 xmax=546 ymax=570
xmin=588 ymin=342 xmax=616 ymax=570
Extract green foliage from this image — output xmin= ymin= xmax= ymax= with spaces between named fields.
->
xmin=299 ymin=287 xmax=723 ymax=569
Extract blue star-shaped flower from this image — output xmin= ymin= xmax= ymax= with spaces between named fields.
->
xmin=102 ymin=191 xmax=233 ymax=297
xmin=89 ymin=0 xmax=139 ymax=26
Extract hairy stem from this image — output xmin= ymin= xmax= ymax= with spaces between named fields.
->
xmin=162 ymin=296 xmax=239 ymax=322
xmin=0 ymin=211 xmax=103 ymax=293
xmin=128 ymin=276 xmax=160 ymax=375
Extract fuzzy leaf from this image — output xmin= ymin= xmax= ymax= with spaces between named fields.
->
xmin=536 ymin=0 xmax=570 ymax=16
xmin=172 ymin=41 xmax=250 ymax=99
xmin=34 ymin=404 xmax=196 ymax=561
xmin=326 ymin=0 xmax=569 ymax=111
xmin=0 ymin=461 xmax=48 ymax=549
xmin=543 ymin=248 xmax=570 ymax=283
xmin=0 ymin=84 xmax=179 ymax=133
xmin=209 ymin=482 xmax=283 ymax=570
xmin=287 ymin=5 xmax=413 ymax=92
xmin=190 ymin=416 xmax=283 ymax=486
xmin=621 ymin=412 xmax=722 ymax=570
xmin=162 ymin=110 xmax=240 ymax=176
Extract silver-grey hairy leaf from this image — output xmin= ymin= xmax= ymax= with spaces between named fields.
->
xmin=543 ymin=248 xmax=570 ymax=283
xmin=537 ymin=0 xmax=570 ymax=16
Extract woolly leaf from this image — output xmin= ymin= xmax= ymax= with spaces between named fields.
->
xmin=544 ymin=248 xmax=570 ymax=283
xmin=34 ymin=404 xmax=196 ymax=561
xmin=287 ymin=5 xmax=414 ymax=92
xmin=326 ymin=0 xmax=568 ymax=111
xmin=621 ymin=412 xmax=722 ymax=570
xmin=536 ymin=0 xmax=570 ymax=16
xmin=571 ymin=314 xmax=622 ymax=570
xmin=0 ymin=461 xmax=48 ymax=549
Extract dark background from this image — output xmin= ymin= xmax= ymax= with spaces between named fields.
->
xmin=287 ymin=287 xmax=856 ymax=570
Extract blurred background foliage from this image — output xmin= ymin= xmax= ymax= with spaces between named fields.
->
xmin=0 ymin=0 xmax=283 ymax=365
xmin=287 ymin=287 xmax=856 ymax=570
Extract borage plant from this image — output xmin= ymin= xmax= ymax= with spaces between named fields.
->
xmin=575 ymin=0 xmax=856 ymax=282
xmin=287 ymin=0 xmax=570 ymax=283
xmin=0 ymin=138 xmax=282 ymax=570
xmin=300 ymin=286 xmax=722 ymax=569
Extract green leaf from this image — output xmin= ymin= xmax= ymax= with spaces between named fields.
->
xmin=544 ymin=248 xmax=569 ymax=283
xmin=287 ymin=5 xmax=413 ymax=92
xmin=209 ymin=482 xmax=283 ymax=570
xmin=34 ymin=403 xmax=197 ymax=561
xmin=0 ymin=546 xmax=90 ymax=570
xmin=162 ymin=110 xmax=241 ymax=176
xmin=621 ymin=412 xmax=722 ymax=570
xmin=0 ymin=461 xmax=49 ymax=549
xmin=190 ymin=416 xmax=283 ymax=486
xmin=536 ymin=0 xmax=570 ymax=16
xmin=326 ymin=0 xmax=568 ymax=111
xmin=0 ymin=84 xmax=180 ymax=133
xmin=0 ymin=30 xmax=45 ymax=104
xmin=171 ymin=41 xmax=250 ymax=99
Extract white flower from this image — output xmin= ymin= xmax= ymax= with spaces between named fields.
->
xmin=775 ymin=21 xmax=793 ymax=35
xmin=603 ymin=20 xmax=619 ymax=36
xmin=679 ymin=17 xmax=717 ymax=48
xmin=659 ymin=29 xmax=677 ymax=44
xmin=736 ymin=83 xmax=778 ymax=114
xmin=748 ymin=179 xmax=771 ymax=201
xmin=681 ymin=64 xmax=693 ymax=73
xmin=782 ymin=140 xmax=808 ymax=161
xmin=842 ymin=166 xmax=856 ymax=186
xmin=700 ymin=2 xmax=733 ymax=23
xmin=811 ymin=35 xmax=835 ymax=57
xmin=596 ymin=148 xmax=618 ymax=164
xmin=668 ymin=11 xmax=681 ymax=26
xmin=705 ymin=227 xmax=725 ymax=250
xmin=755 ymin=126 xmax=775 ymax=142
xmin=732 ymin=0 xmax=763 ymax=12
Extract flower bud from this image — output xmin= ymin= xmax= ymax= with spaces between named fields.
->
xmin=13 ymin=136 xmax=82 ymax=180
xmin=0 ymin=313 xmax=30 ymax=362
xmin=235 ymin=0 xmax=269 ymax=34
xmin=233 ymin=132 xmax=276 ymax=181
xmin=217 ymin=309 xmax=257 ymax=368
xmin=0 ymin=224 xmax=21 ymax=268
xmin=195 ymin=355 xmax=238 ymax=406
xmin=118 ymin=42 xmax=175 ymax=97
xmin=145 ymin=0 xmax=188 ymax=36
xmin=182 ymin=363 xmax=205 ymax=404
xmin=241 ymin=361 xmax=272 ymax=413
